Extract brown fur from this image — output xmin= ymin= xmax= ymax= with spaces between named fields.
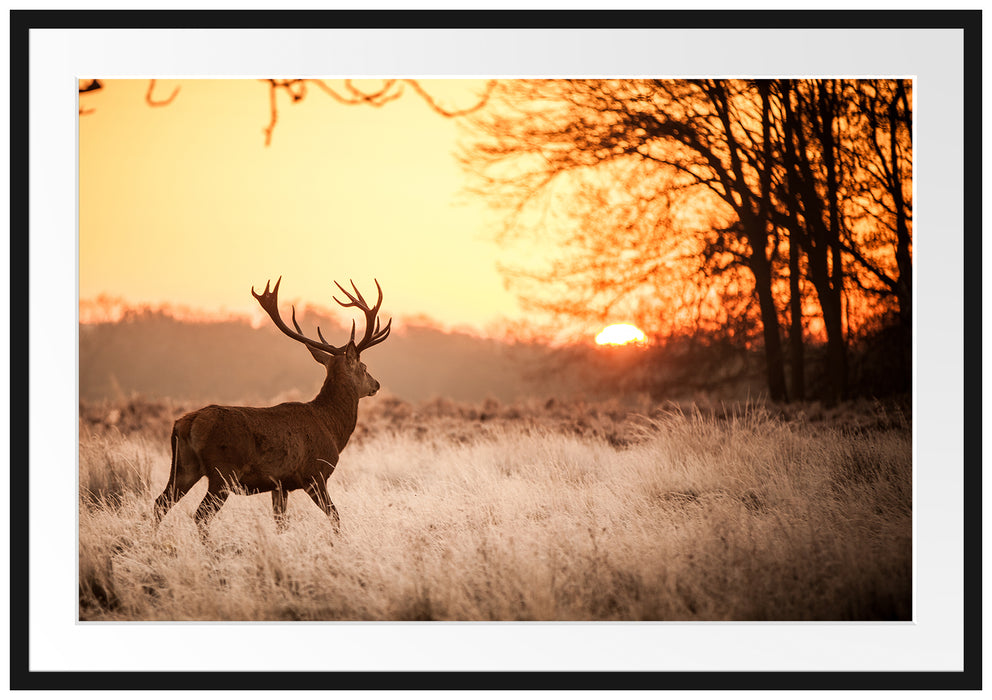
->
xmin=154 ymin=342 xmax=379 ymax=533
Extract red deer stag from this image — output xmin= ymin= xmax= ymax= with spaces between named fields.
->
xmin=153 ymin=277 xmax=391 ymax=534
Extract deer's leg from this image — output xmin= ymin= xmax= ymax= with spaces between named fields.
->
xmin=271 ymin=487 xmax=288 ymax=532
xmin=305 ymin=479 xmax=340 ymax=531
xmin=154 ymin=432 xmax=202 ymax=525
xmin=192 ymin=479 xmax=230 ymax=537
xmin=153 ymin=477 xmax=200 ymax=525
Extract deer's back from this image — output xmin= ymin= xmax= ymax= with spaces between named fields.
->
xmin=175 ymin=402 xmax=342 ymax=491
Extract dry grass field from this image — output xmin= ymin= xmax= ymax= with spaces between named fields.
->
xmin=79 ymin=394 xmax=912 ymax=621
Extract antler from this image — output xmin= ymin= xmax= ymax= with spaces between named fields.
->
xmin=332 ymin=279 xmax=392 ymax=352
xmin=252 ymin=277 xmax=391 ymax=356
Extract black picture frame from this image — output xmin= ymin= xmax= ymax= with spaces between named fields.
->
xmin=10 ymin=8 xmax=981 ymax=692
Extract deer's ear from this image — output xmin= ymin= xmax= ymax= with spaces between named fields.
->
xmin=305 ymin=345 xmax=333 ymax=366
xmin=345 ymin=342 xmax=360 ymax=363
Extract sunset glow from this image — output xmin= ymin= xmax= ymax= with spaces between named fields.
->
xmin=78 ymin=77 xmax=909 ymax=354
xmin=595 ymin=324 xmax=646 ymax=346
xmin=78 ymin=79 xmax=516 ymax=333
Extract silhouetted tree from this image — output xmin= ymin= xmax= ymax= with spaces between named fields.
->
xmin=461 ymin=79 xmax=911 ymax=402
xmin=80 ymin=77 xmax=911 ymax=400
xmin=849 ymin=79 xmax=913 ymax=327
xmin=78 ymin=78 xmax=496 ymax=145
xmin=461 ymin=80 xmax=791 ymax=398
xmin=775 ymin=79 xmax=912 ymax=401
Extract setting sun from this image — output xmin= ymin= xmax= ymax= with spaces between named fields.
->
xmin=595 ymin=323 xmax=646 ymax=346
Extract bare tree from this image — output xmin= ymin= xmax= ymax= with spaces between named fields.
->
xmin=460 ymin=78 xmax=912 ymax=402
xmin=79 ymin=78 xmax=496 ymax=145
xmin=776 ymin=79 xmax=913 ymax=401
xmin=461 ymin=79 xmax=792 ymax=399
xmin=847 ymin=79 xmax=913 ymax=327
xmin=779 ymin=79 xmax=851 ymax=401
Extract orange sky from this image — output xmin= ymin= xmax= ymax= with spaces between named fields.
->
xmin=79 ymin=79 xmax=523 ymax=335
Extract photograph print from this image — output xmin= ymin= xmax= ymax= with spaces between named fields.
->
xmin=78 ymin=76 xmax=912 ymax=622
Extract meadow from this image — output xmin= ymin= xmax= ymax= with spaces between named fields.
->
xmin=79 ymin=393 xmax=912 ymax=621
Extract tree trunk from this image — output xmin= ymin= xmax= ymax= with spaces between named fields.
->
xmin=820 ymin=83 xmax=848 ymax=403
xmin=891 ymin=80 xmax=913 ymax=330
xmin=788 ymin=236 xmax=805 ymax=400
xmin=820 ymin=295 xmax=847 ymax=404
xmin=751 ymin=247 xmax=788 ymax=402
xmin=782 ymin=79 xmax=849 ymax=403
xmin=706 ymin=80 xmax=787 ymax=402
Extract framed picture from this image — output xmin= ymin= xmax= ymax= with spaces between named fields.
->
xmin=11 ymin=7 xmax=980 ymax=692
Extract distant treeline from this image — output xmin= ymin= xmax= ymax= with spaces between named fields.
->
xmin=79 ymin=308 xmax=613 ymax=405
xmin=79 ymin=308 xmax=908 ymax=406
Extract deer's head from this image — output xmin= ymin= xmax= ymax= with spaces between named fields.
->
xmin=321 ymin=341 xmax=380 ymax=398
xmin=252 ymin=277 xmax=391 ymax=399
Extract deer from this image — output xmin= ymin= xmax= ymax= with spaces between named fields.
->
xmin=153 ymin=277 xmax=391 ymax=535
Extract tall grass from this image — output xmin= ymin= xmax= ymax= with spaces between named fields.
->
xmin=78 ymin=398 xmax=911 ymax=621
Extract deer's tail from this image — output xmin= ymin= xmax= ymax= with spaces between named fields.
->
xmin=168 ymin=425 xmax=180 ymax=488
xmin=154 ymin=425 xmax=183 ymax=524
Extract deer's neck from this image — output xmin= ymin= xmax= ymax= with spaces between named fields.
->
xmin=311 ymin=376 xmax=360 ymax=451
